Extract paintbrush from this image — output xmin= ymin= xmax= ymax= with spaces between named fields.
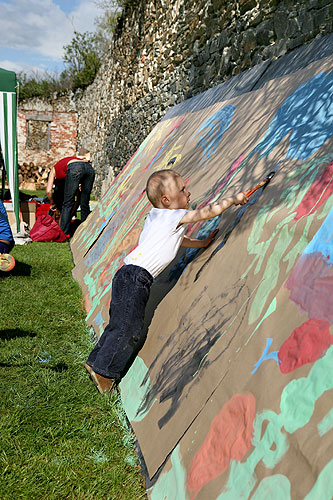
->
xmin=246 ymin=171 xmax=275 ymax=197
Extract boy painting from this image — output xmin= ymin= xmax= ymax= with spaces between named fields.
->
xmin=85 ymin=169 xmax=248 ymax=393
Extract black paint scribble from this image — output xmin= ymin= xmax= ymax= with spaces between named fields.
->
xmin=136 ymin=280 xmax=250 ymax=428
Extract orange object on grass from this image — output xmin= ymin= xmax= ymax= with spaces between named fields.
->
xmin=0 ymin=253 xmax=15 ymax=272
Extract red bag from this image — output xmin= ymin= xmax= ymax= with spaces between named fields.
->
xmin=35 ymin=202 xmax=51 ymax=217
xmin=30 ymin=214 xmax=67 ymax=242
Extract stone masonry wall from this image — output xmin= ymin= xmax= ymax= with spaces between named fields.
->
xmin=77 ymin=0 xmax=332 ymax=196
xmin=18 ymin=93 xmax=77 ymax=188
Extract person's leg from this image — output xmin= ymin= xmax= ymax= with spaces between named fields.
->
xmin=60 ymin=164 xmax=82 ymax=234
xmin=86 ymin=266 xmax=125 ymax=368
xmin=80 ymin=163 xmax=95 ymax=222
xmin=53 ymin=181 xmax=65 ymax=212
xmin=0 ymin=239 xmax=14 ymax=253
xmin=88 ymin=265 xmax=153 ymax=380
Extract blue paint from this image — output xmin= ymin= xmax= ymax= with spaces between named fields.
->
xmin=252 ymin=338 xmax=279 ymax=374
xmin=82 ymin=213 xmax=116 ymax=266
xmin=99 ymin=214 xmax=114 ymax=233
xmin=191 ymin=105 xmax=236 ymax=166
xmin=255 ymin=72 xmax=333 ymax=161
xmin=94 ymin=312 xmax=104 ymax=326
xmin=303 ymin=207 xmax=333 ymax=264
xmin=83 ymin=212 xmax=118 ymax=266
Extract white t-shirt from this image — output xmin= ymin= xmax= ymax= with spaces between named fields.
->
xmin=124 ymin=208 xmax=188 ymax=278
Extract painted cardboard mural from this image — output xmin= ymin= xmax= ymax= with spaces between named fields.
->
xmin=71 ymin=55 xmax=333 ymax=499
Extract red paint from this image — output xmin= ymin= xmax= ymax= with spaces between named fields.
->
xmin=278 ymin=318 xmax=333 ymax=374
xmin=286 ymin=253 xmax=333 ymax=323
xmin=294 ymin=161 xmax=333 ymax=220
xmin=187 ymin=393 xmax=256 ymax=500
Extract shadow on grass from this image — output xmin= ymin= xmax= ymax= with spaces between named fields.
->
xmin=0 ymin=329 xmax=36 ymax=341
xmin=0 ymin=260 xmax=32 ymax=277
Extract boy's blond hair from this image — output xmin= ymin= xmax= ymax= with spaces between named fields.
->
xmin=146 ymin=170 xmax=180 ymax=207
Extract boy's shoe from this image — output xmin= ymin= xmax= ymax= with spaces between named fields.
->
xmin=0 ymin=253 xmax=15 ymax=272
xmin=84 ymin=363 xmax=93 ymax=376
xmin=90 ymin=369 xmax=116 ymax=394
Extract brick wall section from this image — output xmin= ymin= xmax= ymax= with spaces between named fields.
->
xmin=17 ymin=93 xmax=78 ymax=187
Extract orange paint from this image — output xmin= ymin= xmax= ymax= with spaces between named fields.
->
xmin=83 ymin=294 xmax=91 ymax=313
xmin=187 ymin=393 xmax=256 ymax=499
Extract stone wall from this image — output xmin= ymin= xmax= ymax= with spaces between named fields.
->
xmin=77 ymin=0 xmax=332 ymax=195
xmin=18 ymin=93 xmax=77 ymax=188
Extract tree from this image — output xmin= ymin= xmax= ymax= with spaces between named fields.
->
xmin=18 ymin=2 xmax=121 ymax=99
xmin=62 ymin=31 xmax=102 ymax=89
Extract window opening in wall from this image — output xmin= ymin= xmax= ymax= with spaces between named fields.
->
xmin=26 ymin=115 xmax=52 ymax=150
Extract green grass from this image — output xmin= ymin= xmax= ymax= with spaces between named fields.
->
xmin=20 ymin=189 xmax=46 ymax=199
xmin=0 ymin=243 xmax=146 ymax=500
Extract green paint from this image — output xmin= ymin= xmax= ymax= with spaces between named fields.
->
xmin=216 ymin=457 xmax=257 ymax=500
xmin=119 ymin=356 xmax=155 ymax=422
xmin=251 ymin=475 xmax=291 ymax=500
xmin=252 ymin=410 xmax=289 ymax=469
xmin=249 ymin=223 xmax=296 ymax=323
xmin=283 ymin=217 xmax=313 ymax=273
xmin=318 ymin=409 xmax=333 ymax=437
xmin=280 ymin=347 xmax=333 ymax=433
xmin=318 ymin=195 xmax=333 ymax=220
xmin=243 ymin=156 xmax=333 ymax=324
xmin=245 ymin=298 xmax=276 ymax=346
xmin=304 ymin=460 xmax=333 ymax=500
xmin=148 ymin=445 xmax=187 ymax=500
xmin=217 ymin=346 xmax=333 ymax=499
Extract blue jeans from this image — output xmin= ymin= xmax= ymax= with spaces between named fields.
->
xmin=60 ymin=161 xmax=95 ymax=234
xmin=87 ymin=265 xmax=153 ymax=379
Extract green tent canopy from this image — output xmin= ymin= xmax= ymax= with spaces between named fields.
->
xmin=0 ymin=67 xmax=20 ymax=231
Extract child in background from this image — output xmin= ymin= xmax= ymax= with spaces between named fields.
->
xmin=0 ymin=199 xmax=15 ymax=272
xmin=85 ymin=169 xmax=248 ymax=393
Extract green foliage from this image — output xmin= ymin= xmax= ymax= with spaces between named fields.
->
xmin=62 ymin=31 xmax=102 ymax=89
xmin=0 ymin=242 xmax=146 ymax=500
xmin=18 ymin=71 xmax=71 ymax=101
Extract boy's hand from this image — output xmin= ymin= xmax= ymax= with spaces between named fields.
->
xmin=181 ymin=229 xmax=219 ymax=249
xmin=233 ymin=192 xmax=249 ymax=205
xmin=202 ymin=229 xmax=219 ymax=247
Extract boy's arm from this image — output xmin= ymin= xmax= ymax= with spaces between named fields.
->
xmin=179 ymin=192 xmax=248 ymax=225
xmin=181 ymin=229 xmax=219 ymax=248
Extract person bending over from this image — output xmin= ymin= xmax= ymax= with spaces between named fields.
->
xmin=46 ymin=148 xmax=95 ymax=235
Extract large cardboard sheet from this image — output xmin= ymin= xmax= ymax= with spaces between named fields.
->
xmin=71 ymin=56 xmax=333 ymax=498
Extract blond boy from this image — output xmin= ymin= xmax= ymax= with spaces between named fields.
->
xmin=85 ymin=169 xmax=248 ymax=393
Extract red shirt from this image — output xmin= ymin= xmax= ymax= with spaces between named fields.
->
xmin=54 ymin=157 xmax=80 ymax=179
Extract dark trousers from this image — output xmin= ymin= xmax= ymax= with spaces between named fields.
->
xmin=60 ymin=161 xmax=95 ymax=234
xmin=0 ymin=240 xmax=14 ymax=253
xmin=87 ymin=265 xmax=153 ymax=380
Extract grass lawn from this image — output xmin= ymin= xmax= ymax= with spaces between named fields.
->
xmin=20 ymin=189 xmax=46 ymax=199
xmin=0 ymin=242 xmax=147 ymax=500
